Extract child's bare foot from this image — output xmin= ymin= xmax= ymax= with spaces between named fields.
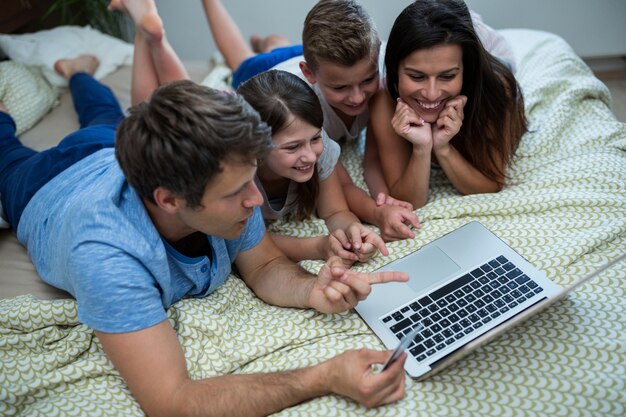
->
xmin=250 ymin=34 xmax=264 ymax=53
xmin=107 ymin=0 xmax=127 ymax=13
xmin=0 ymin=102 xmax=8 ymax=113
xmin=54 ymin=55 xmax=100 ymax=79
xmin=109 ymin=0 xmax=163 ymax=42
xmin=250 ymin=33 xmax=291 ymax=53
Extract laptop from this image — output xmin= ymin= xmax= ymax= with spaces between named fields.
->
xmin=355 ymin=220 xmax=625 ymax=380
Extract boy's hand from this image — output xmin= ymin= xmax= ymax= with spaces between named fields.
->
xmin=374 ymin=204 xmax=420 ymax=242
xmin=375 ymin=192 xmax=414 ymax=210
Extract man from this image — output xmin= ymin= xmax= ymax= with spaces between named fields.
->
xmin=0 ymin=55 xmax=408 ymax=416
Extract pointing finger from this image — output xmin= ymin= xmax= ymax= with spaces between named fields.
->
xmin=366 ymin=270 xmax=409 ymax=285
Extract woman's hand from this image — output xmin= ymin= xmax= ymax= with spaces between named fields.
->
xmin=391 ymin=98 xmax=432 ymax=148
xmin=432 ymin=95 xmax=466 ymax=151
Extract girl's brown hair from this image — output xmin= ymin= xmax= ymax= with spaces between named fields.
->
xmin=238 ymin=70 xmax=324 ymax=220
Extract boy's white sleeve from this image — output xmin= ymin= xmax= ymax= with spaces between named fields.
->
xmin=470 ymin=10 xmax=517 ymax=73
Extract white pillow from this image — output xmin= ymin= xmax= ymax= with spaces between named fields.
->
xmin=200 ymin=53 xmax=233 ymax=91
xmin=0 ymin=25 xmax=133 ymax=87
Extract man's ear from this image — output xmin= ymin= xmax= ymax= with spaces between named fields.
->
xmin=299 ymin=61 xmax=317 ymax=85
xmin=152 ymin=187 xmax=181 ymax=214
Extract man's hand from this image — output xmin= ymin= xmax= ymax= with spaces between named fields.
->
xmin=322 ymin=348 xmax=407 ymax=408
xmin=308 ymin=257 xmax=409 ymax=313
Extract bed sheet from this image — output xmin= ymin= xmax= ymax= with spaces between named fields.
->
xmin=1 ymin=30 xmax=625 ymax=416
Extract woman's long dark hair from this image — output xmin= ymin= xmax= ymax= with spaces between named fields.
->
xmin=385 ymin=0 xmax=527 ymax=184
xmin=237 ymin=70 xmax=324 ymax=220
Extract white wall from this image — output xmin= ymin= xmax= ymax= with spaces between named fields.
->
xmin=154 ymin=0 xmax=407 ymax=61
xmin=155 ymin=0 xmax=626 ymax=61
xmin=465 ymin=0 xmax=626 ymax=58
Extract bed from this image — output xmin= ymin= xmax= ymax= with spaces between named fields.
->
xmin=1 ymin=19 xmax=625 ymax=417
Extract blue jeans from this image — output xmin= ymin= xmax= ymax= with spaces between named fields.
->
xmin=232 ymin=44 xmax=303 ymax=89
xmin=0 ymin=73 xmax=124 ymax=229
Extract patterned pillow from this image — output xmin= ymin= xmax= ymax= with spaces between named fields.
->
xmin=0 ymin=61 xmax=58 ymax=135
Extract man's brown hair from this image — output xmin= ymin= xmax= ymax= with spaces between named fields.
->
xmin=116 ymin=80 xmax=271 ymax=208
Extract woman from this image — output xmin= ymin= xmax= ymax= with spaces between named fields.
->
xmin=367 ymin=0 xmax=527 ymax=207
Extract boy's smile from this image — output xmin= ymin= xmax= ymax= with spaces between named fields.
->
xmin=301 ymin=57 xmax=380 ymax=122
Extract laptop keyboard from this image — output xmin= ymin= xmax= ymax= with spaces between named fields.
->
xmin=381 ymin=255 xmax=544 ymax=363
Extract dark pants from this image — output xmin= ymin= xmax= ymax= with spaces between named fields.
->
xmin=0 ymin=73 xmax=124 ymax=229
xmin=232 ymin=44 xmax=303 ymax=89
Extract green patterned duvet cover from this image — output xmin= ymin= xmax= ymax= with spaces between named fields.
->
xmin=1 ymin=30 xmax=625 ymax=416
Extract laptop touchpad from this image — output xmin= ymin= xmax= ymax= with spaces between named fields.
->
xmin=405 ymin=246 xmax=461 ymax=293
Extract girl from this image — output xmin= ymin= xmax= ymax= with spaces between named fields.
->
xmin=109 ymin=0 xmax=387 ymax=265
xmin=237 ymin=70 xmax=387 ymax=264
xmin=367 ymin=0 xmax=527 ymax=208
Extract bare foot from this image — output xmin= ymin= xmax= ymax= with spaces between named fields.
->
xmin=54 ymin=55 xmax=100 ymax=79
xmin=250 ymin=34 xmax=263 ymax=53
xmin=109 ymin=0 xmax=163 ymax=42
xmin=249 ymin=33 xmax=291 ymax=54
xmin=0 ymin=102 xmax=8 ymax=113
xmin=107 ymin=0 xmax=127 ymax=14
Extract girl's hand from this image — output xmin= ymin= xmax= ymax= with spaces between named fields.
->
xmin=325 ymin=234 xmax=359 ymax=267
xmin=391 ymin=98 xmax=432 ymax=148
xmin=334 ymin=223 xmax=389 ymax=264
xmin=353 ymin=242 xmax=378 ymax=264
xmin=432 ymin=95 xmax=466 ymax=150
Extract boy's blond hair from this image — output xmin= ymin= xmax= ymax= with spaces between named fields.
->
xmin=302 ymin=0 xmax=380 ymax=72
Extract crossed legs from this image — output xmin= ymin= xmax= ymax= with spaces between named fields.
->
xmin=201 ymin=0 xmax=290 ymax=71
xmin=109 ymin=0 xmax=188 ymax=106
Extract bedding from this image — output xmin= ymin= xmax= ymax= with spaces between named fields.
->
xmin=0 ymin=25 xmax=134 ymax=88
xmin=0 ymin=29 xmax=625 ymax=417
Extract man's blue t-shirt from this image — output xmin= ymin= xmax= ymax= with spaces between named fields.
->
xmin=17 ymin=149 xmax=265 ymax=333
